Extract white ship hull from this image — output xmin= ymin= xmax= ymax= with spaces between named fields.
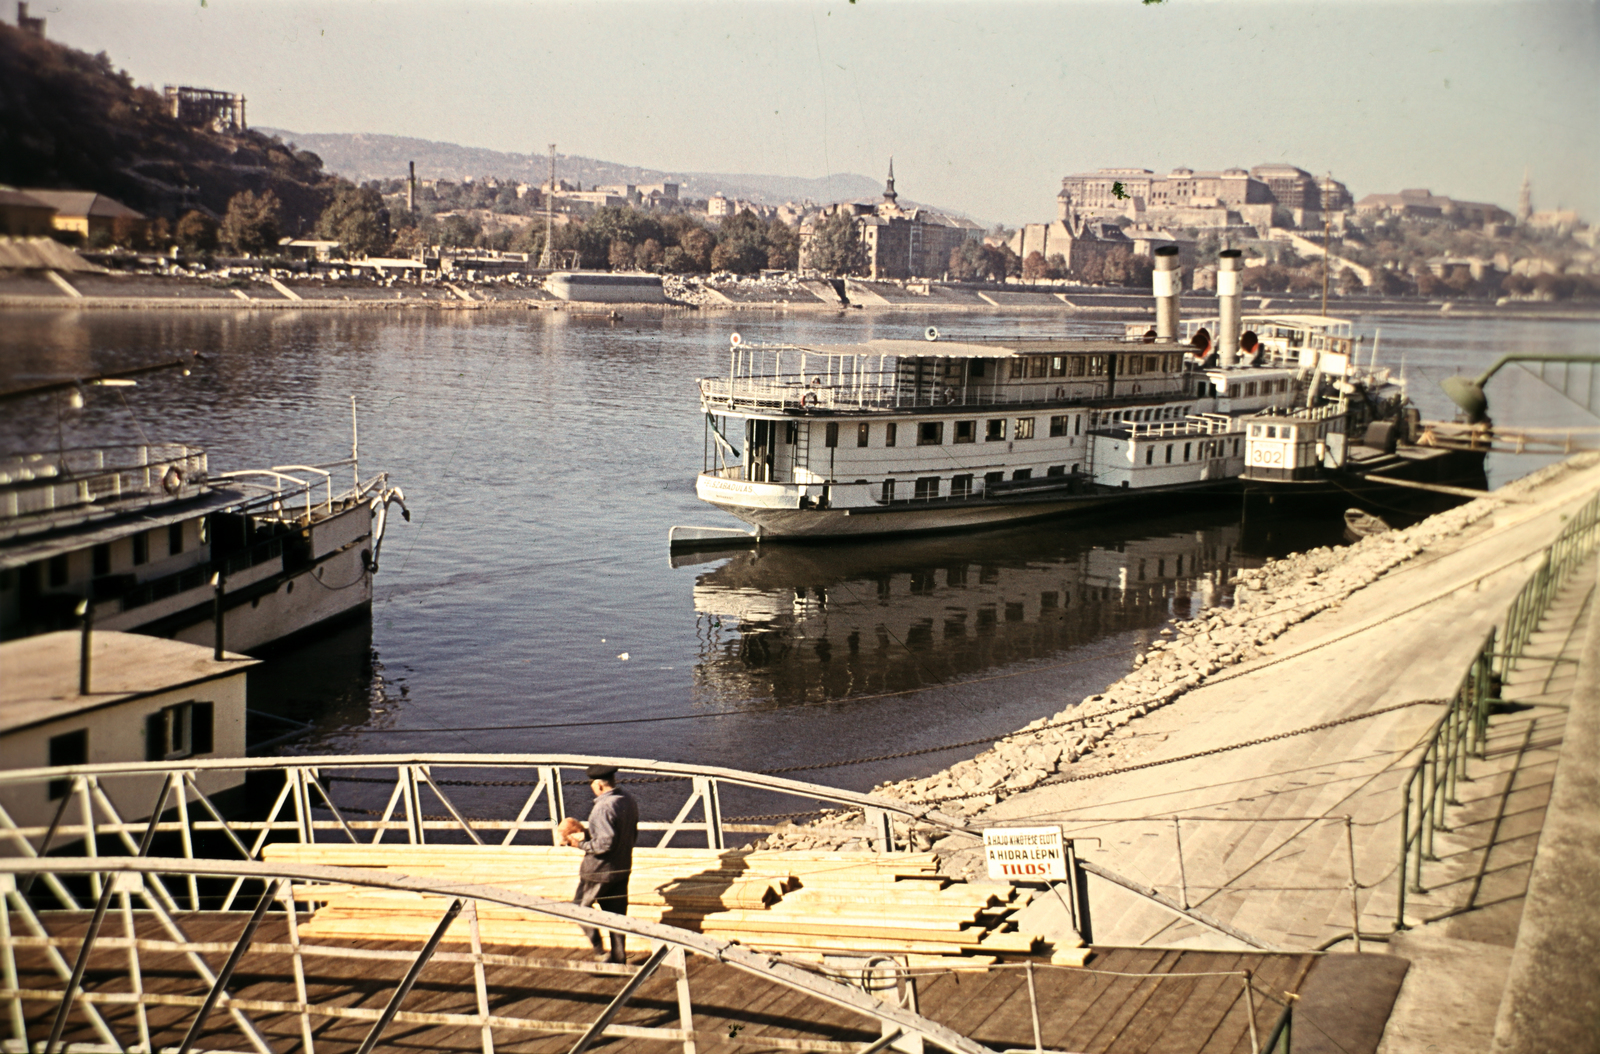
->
xmin=702 ymin=476 xmax=1239 ymax=539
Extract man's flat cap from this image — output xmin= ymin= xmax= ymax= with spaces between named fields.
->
xmin=585 ymin=764 xmax=619 ymax=781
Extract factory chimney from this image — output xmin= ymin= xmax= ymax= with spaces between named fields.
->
xmin=1153 ymin=245 xmax=1181 ymax=341
xmin=1217 ymin=250 xmax=1243 ymax=367
xmin=407 ymin=161 xmax=416 ymax=216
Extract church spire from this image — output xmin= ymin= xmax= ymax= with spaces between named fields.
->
xmin=883 ymin=158 xmax=897 ymax=205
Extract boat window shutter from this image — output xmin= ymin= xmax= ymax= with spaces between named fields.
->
xmin=192 ymin=702 xmax=214 ymax=755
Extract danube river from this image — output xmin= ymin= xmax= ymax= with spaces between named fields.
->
xmin=3 ymin=309 xmax=1594 ymax=792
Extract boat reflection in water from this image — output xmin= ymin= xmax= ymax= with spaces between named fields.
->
xmin=680 ymin=510 xmax=1283 ymax=710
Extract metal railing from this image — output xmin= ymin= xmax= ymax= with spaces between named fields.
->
xmin=0 ymin=856 xmax=987 ymax=1054
xmin=1396 ymin=486 xmax=1600 ymax=925
xmin=1396 ymin=628 xmax=1496 ymax=926
xmin=0 ymin=756 xmax=978 ymax=912
xmin=1497 ymin=488 xmax=1600 ymax=680
xmin=0 ymin=444 xmax=208 ymax=535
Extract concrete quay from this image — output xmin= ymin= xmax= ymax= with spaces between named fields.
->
xmin=757 ymin=453 xmax=1600 ymax=1050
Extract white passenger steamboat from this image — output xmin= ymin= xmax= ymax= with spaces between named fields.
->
xmin=691 ymin=248 xmax=1310 ymax=540
xmin=2 ymin=433 xmax=408 ymax=653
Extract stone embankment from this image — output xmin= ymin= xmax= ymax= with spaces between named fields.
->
xmin=757 ymin=473 xmax=1572 ymax=856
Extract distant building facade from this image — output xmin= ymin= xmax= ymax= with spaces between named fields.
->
xmin=799 ymin=163 xmax=982 ymax=279
xmin=0 ymin=186 xmax=57 ymax=236
xmin=20 ymin=190 xmax=145 ymax=242
xmin=1354 ymin=189 xmax=1512 ymax=226
xmin=1058 ymin=163 xmax=1350 ymax=233
xmin=163 ymin=86 xmax=246 ymax=132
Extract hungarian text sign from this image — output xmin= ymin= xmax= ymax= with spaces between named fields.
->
xmin=983 ymin=825 xmax=1066 ymax=881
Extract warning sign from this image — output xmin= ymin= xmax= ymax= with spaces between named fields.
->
xmin=983 ymin=826 xmax=1067 ymax=882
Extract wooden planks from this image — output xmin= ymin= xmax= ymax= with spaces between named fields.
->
xmin=262 ymin=845 xmax=1064 ymax=963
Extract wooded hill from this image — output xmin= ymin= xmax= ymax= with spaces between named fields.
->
xmin=0 ymin=24 xmax=341 ymax=232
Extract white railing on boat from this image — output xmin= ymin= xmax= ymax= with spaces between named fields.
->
xmin=1125 ymin=413 xmax=1242 ymax=439
xmin=0 ymin=444 xmax=208 ymax=534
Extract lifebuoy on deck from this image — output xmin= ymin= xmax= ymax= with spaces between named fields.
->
xmin=801 ymin=392 xmax=818 ymax=408
xmin=162 ymin=466 xmax=184 ymax=494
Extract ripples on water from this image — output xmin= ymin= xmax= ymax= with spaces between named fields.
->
xmin=2 ymin=309 xmax=1592 ymax=791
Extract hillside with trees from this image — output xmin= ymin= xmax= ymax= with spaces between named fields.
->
xmin=0 ymin=23 xmax=341 ymax=233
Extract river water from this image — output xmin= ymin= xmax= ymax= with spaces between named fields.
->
xmin=3 ymin=308 xmax=1594 ymax=794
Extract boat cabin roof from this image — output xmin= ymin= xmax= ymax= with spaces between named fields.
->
xmin=0 ymin=487 xmax=241 ymax=571
xmin=0 ymin=630 xmax=256 ymax=736
xmin=742 ymin=337 xmax=1161 ymax=360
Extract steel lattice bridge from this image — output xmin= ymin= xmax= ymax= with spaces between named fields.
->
xmin=0 ymin=755 xmax=1006 ymax=1054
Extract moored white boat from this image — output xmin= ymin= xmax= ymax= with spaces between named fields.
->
xmin=691 ymin=248 xmax=1314 ymax=540
xmin=1 ymin=442 xmax=408 ymax=653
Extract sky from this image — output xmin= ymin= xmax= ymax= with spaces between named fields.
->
xmin=29 ymin=0 xmax=1600 ymax=226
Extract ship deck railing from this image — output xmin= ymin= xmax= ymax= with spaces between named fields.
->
xmin=698 ymin=377 xmax=1167 ymax=414
xmin=1123 ymin=413 xmax=1242 ymax=439
xmin=213 ymin=461 xmax=384 ymax=526
xmin=0 ymin=443 xmax=209 ymax=539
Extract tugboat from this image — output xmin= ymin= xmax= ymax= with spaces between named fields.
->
xmin=686 ymin=248 xmax=1311 ymax=541
xmin=2 ymin=397 xmax=408 ymax=652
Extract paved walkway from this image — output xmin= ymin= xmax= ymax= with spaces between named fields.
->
xmin=929 ymin=457 xmax=1600 ymax=964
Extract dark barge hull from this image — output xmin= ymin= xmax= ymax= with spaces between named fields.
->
xmin=1241 ymin=444 xmax=1489 ymax=525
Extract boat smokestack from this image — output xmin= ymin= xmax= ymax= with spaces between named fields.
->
xmin=1217 ymin=249 xmax=1243 ymax=368
xmin=1153 ymin=245 xmax=1181 ymax=341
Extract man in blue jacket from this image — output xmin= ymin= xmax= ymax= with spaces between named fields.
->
xmin=564 ymin=764 xmax=640 ymax=963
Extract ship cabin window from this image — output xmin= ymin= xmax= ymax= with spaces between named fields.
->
xmin=1184 ymin=442 xmax=1193 ymax=462
xmin=1075 ymin=414 xmax=1082 ymax=435
xmin=1282 ymin=427 xmax=1296 ymax=441
xmin=1121 ymin=355 xmax=1142 ymax=376
xmin=986 ymin=419 xmax=1006 ymax=442
xmin=1250 ymin=425 xmax=1260 ymax=437
xmin=951 ymin=475 xmax=973 ymax=498
xmin=1166 ymin=444 xmax=1174 ymax=463
xmin=92 ymin=544 xmax=111 ymax=577
xmin=882 ymin=480 xmax=896 ymax=503
xmin=970 ymin=360 xmax=986 ymax=378
xmin=914 ymin=477 xmax=940 ymax=501
xmin=1050 ymin=356 xmax=1068 ymax=377
xmin=48 ymin=554 xmax=69 ymax=587
xmin=169 ymin=523 xmax=184 ymax=556
xmin=1027 ymin=356 xmax=1050 ymax=379
xmin=954 ymin=420 xmax=976 ymax=444
xmin=1050 ymin=415 xmax=1069 ymax=437
xmin=1015 ymin=418 xmax=1036 ymax=440
xmin=1234 ymin=439 xmax=1242 ymax=455
xmin=1047 ymin=465 xmax=1065 ymax=476
xmin=885 ymin=423 xmax=897 ymax=447
xmin=1146 ymin=448 xmax=1155 ymax=465
xmin=1228 ymin=384 xmax=1241 ymax=398
xmin=918 ymin=422 xmax=944 ymax=446
xmin=146 ymin=700 xmax=214 ymax=762
xmin=1266 ymin=426 xmax=1277 ymax=438
xmin=48 ymin=729 xmax=88 ymax=799
xmin=132 ymin=532 xmax=148 ymax=566
xmin=825 ymin=423 xmax=839 ymax=448
xmin=1013 ymin=469 xmax=1032 ymax=481
xmin=858 ymin=423 xmax=870 ymax=447
xmin=984 ymin=471 xmax=1004 ymax=488
xmin=1089 ymin=355 xmax=1107 ymax=376
xmin=1246 ymin=382 xmax=1258 ymax=397
xmin=1069 ymin=356 xmax=1087 ymax=377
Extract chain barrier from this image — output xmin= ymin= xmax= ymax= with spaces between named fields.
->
xmin=903 ymin=698 xmax=1446 ymax=808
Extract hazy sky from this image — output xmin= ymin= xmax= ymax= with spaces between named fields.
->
xmin=33 ymin=0 xmax=1600 ymax=225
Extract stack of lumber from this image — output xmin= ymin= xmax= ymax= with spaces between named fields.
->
xmin=262 ymin=844 xmax=1081 ymax=965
